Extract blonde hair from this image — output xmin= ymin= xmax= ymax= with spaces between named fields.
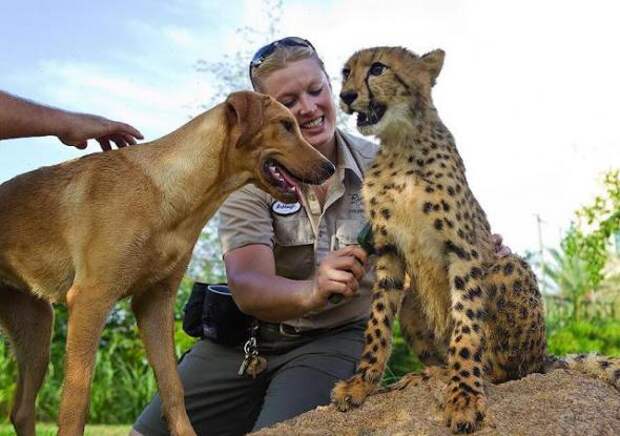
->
xmin=250 ymin=44 xmax=328 ymax=92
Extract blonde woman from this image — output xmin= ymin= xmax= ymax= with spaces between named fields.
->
xmin=132 ymin=37 xmax=377 ymax=436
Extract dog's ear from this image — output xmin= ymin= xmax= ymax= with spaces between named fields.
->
xmin=225 ymin=91 xmax=267 ymax=148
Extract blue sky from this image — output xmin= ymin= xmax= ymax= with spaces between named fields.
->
xmin=1 ymin=0 xmax=619 ymax=256
xmin=0 ymin=0 xmax=243 ymax=173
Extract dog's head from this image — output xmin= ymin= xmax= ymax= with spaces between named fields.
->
xmin=224 ymin=91 xmax=335 ymax=203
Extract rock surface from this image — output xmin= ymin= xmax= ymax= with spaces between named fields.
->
xmin=253 ymin=370 xmax=620 ymax=436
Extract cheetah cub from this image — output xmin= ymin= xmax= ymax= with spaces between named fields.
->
xmin=330 ymin=46 xmax=620 ymax=433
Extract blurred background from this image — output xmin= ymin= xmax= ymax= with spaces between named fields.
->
xmin=1 ymin=1 xmax=618 ymax=432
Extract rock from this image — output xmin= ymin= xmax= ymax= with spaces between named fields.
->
xmin=252 ymin=370 xmax=620 ymax=436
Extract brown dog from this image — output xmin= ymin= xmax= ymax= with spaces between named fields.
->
xmin=0 ymin=90 xmax=334 ymax=436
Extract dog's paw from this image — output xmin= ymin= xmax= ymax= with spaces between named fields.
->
xmin=443 ymin=390 xmax=486 ymax=434
xmin=331 ymin=374 xmax=376 ymax=412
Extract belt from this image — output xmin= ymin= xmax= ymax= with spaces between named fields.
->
xmin=259 ymin=322 xmax=334 ymax=338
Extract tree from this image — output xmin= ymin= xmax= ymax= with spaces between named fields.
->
xmin=543 ymin=246 xmax=591 ymax=321
xmin=545 ymin=169 xmax=620 ymax=321
xmin=194 ymin=0 xmax=283 ymax=110
xmin=564 ymin=170 xmax=620 ymax=290
xmin=186 ymin=0 xmax=285 ymax=287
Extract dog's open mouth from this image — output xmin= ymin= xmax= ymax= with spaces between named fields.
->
xmin=356 ymin=102 xmax=387 ymax=127
xmin=263 ymin=159 xmax=302 ymax=202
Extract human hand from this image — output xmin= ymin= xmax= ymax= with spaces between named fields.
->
xmin=58 ymin=112 xmax=143 ymax=151
xmin=492 ymin=233 xmax=512 ymax=258
xmin=305 ymin=245 xmax=368 ymax=310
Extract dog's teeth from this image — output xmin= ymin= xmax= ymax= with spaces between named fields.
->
xmin=268 ymin=165 xmax=282 ymax=180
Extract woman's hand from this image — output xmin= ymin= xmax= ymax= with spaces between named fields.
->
xmin=304 ymin=245 xmax=368 ymax=310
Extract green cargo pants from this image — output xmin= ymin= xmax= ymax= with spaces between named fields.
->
xmin=133 ymin=320 xmax=365 ymax=436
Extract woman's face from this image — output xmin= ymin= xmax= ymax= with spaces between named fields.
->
xmin=259 ymin=58 xmax=337 ymax=154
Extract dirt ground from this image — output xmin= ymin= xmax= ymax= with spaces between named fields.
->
xmin=253 ymin=369 xmax=620 ymax=436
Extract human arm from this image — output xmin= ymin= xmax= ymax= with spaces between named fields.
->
xmin=0 ymin=90 xmax=143 ymax=150
xmin=225 ymin=243 xmax=367 ymax=323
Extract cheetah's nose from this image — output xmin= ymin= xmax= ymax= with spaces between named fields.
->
xmin=340 ymin=91 xmax=358 ymax=106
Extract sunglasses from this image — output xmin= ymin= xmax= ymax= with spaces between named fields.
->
xmin=249 ymin=37 xmax=316 ymax=79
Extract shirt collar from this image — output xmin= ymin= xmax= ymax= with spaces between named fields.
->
xmin=334 ymin=130 xmax=364 ymax=185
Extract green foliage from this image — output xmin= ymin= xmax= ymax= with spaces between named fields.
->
xmin=546 ymin=318 xmax=620 ymax=357
xmin=383 ymin=320 xmax=423 ymax=385
xmin=543 ymin=169 xmax=620 ymax=321
xmin=0 ymin=305 xmax=197 ymax=424
xmin=543 ymin=247 xmax=592 ymax=321
xmin=564 ymin=170 xmax=620 ymax=289
xmin=0 ymin=423 xmax=130 ymax=435
xmin=0 ymin=340 xmax=16 ymax=420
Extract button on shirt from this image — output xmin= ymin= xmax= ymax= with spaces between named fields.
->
xmin=218 ymin=130 xmax=378 ymax=330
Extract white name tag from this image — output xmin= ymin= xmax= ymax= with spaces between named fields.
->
xmin=272 ymin=201 xmax=301 ymax=216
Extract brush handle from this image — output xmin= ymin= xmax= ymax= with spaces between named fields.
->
xmin=328 ymin=293 xmax=344 ymax=304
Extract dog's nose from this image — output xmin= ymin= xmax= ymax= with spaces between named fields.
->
xmin=339 ymin=91 xmax=358 ymax=106
xmin=322 ymin=161 xmax=336 ymax=179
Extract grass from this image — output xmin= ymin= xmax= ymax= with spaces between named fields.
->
xmin=0 ymin=423 xmax=131 ymax=435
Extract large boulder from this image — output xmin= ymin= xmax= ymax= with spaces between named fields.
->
xmin=253 ymin=370 xmax=620 ymax=435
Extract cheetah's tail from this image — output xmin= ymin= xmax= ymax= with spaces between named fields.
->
xmin=544 ymin=353 xmax=620 ymax=391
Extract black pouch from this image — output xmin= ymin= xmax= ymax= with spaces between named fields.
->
xmin=182 ymin=282 xmax=253 ymax=347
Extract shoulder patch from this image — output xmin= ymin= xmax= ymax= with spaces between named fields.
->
xmin=271 ymin=201 xmax=302 ymax=216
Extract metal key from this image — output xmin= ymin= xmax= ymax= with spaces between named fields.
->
xmin=238 ymin=355 xmax=251 ymax=376
xmin=246 ymin=355 xmax=267 ymax=378
xmin=238 ymin=321 xmax=267 ymax=377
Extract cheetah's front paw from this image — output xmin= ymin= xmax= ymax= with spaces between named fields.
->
xmin=331 ymin=374 xmax=377 ymax=411
xmin=443 ymin=390 xmax=486 ymax=434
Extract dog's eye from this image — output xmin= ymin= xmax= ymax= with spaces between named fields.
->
xmin=342 ymin=68 xmax=350 ymax=80
xmin=281 ymin=120 xmax=294 ymax=133
xmin=369 ymin=62 xmax=387 ymax=76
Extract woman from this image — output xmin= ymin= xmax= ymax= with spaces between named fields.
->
xmin=132 ymin=37 xmax=378 ymax=436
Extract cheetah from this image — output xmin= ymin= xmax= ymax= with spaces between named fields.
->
xmin=330 ymin=46 xmax=620 ymax=433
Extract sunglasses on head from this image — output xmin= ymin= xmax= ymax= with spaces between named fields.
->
xmin=249 ymin=37 xmax=316 ymax=77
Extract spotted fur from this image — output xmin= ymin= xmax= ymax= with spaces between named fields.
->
xmin=330 ymin=46 xmax=620 ymax=433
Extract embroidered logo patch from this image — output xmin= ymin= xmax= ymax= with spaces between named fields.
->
xmin=271 ymin=201 xmax=301 ymax=216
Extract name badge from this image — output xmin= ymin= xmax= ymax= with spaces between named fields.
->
xmin=272 ymin=201 xmax=301 ymax=216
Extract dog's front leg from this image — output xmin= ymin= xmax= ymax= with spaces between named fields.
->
xmin=57 ymin=284 xmax=117 ymax=436
xmin=132 ymin=265 xmax=196 ymax=436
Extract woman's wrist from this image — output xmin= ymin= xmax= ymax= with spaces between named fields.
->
xmin=295 ymin=279 xmax=320 ymax=313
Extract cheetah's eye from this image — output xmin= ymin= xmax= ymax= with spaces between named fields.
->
xmin=342 ymin=68 xmax=350 ymax=80
xmin=369 ymin=62 xmax=387 ymax=76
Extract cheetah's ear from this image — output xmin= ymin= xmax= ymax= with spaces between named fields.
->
xmin=420 ymin=49 xmax=445 ymax=86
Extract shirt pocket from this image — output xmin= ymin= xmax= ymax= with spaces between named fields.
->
xmin=273 ymin=217 xmax=315 ymax=280
xmin=273 ymin=216 xmax=315 ymax=246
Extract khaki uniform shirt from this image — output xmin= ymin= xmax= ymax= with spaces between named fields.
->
xmin=218 ymin=130 xmax=378 ymax=330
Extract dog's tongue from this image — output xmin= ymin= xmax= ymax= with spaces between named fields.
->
xmin=279 ymin=168 xmax=302 ymax=203
xmin=268 ymin=163 xmax=302 ymax=203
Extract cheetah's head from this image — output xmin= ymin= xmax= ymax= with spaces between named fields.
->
xmin=339 ymin=46 xmax=445 ymax=140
